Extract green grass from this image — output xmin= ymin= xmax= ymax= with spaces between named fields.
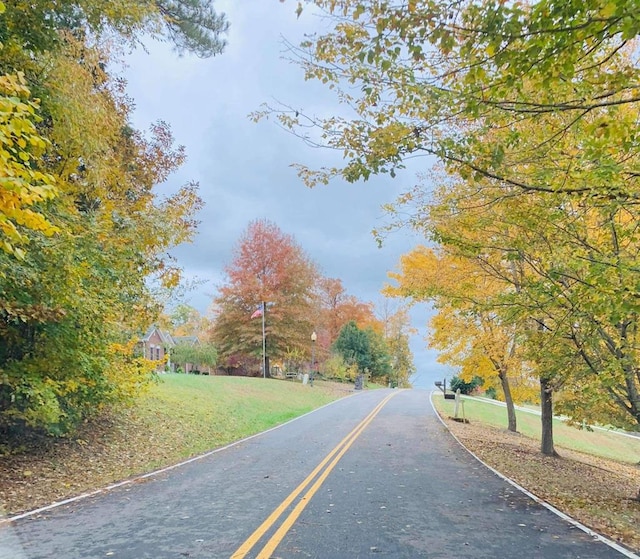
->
xmin=0 ymin=374 xmax=352 ymax=516
xmin=131 ymin=374 xmax=346 ymax=463
xmin=432 ymin=394 xmax=640 ymax=465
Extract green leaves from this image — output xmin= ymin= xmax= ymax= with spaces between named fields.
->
xmin=264 ymin=0 xmax=640 ymax=426
xmin=0 ymin=1 xmax=219 ymax=435
xmin=332 ymin=320 xmax=391 ymax=378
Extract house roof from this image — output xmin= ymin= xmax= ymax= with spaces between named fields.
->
xmin=141 ymin=326 xmax=176 ymax=347
xmin=173 ymin=335 xmax=200 ymax=346
xmin=158 ymin=330 xmax=176 ymax=347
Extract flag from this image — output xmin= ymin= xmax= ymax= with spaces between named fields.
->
xmin=251 ymin=306 xmax=263 ymax=319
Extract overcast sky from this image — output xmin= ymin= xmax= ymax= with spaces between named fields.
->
xmin=122 ymin=1 xmax=452 ymax=388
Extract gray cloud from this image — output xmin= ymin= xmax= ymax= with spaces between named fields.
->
xmin=123 ymin=0 xmax=449 ymax=388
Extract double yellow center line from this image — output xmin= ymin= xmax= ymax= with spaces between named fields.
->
xmin=230 ymin=391 xmax=399 ymax=559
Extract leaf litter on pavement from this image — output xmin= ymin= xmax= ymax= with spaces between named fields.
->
xmin=440 ymin=415 xmax=640 ymax=553
xmin=1 ymin=384 xmax=638 ymax=555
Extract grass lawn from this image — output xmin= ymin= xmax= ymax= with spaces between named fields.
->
xmin=432 ymin=394 xmax=640 ymax=464
xmin=136 ymin=374 xmax=346 ymax=463
xmin=0 ymin=374 xmax=351 ymax=516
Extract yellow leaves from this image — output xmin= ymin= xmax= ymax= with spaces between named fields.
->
xmin=0 ymin=11 xmax=217 ymax=437
xmin=105 ymin=341 xmax=157 ymax=402
xmin=388 ymin=241 xmax=535 ymax=399
xmin=0 ymin=73 xmax=59 ymax=257
xmin=368 ymin=122 xmax=411 ymax=159
xmin=385 ymin=245 xmax=437 ymax=298
xmin=336 ymin=22 xmax=368 ymax=42
xmin=43 ymin=35 xmax=121 ymax=177
xmin=510 ymin=376 xmax=539 ymax=404
xmin=386 ymin=244 xmax=501 ymax=303
xmin=600 ymin=2 xmax=617 ymax=18
xmin=159 ymin=266 xmax=181 ymax=289
xmin=60 ymin=379 xmax=81 ymax=393
xmin=0 ymin=73 xmax=31 ymax=99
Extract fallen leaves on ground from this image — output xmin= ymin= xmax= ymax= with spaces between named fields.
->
xmin=5 ymin=386 xmax=636 ymax=556
xmin=441 ymin=415 xmax=640 ymax=553
xmin=0 ymin=409 xmax=163 ymax=516
xmin=0 ymin=379 xmax=352 ymax=517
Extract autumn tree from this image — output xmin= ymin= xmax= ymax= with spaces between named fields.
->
xmin=312 ymin=276 xmax=376 ymax=364
xmin=377 ymin=302 xmax=415 ymax=388
xmin=264 ymin=1 xmax=640 ymax=449
xmin=0 ymin=0 xmax=227 ymax=435
xmin=165 ymin=304 xmax=211 ymax=338
xmin=0 ymin=64 xmax=203 ymax=433
xmin=457 ymin=169 xmax=640 ymax=427
xmin=266 ymin=1 xmax=638 ymax=201
xmin=0 ymin=72 xmax=57 ymax=258
xmin=386 ymin=245 xmax=532 ymax=432
xmin=317 ymin=277 xmax=373 ymax=338
xmin=211 ymin=219 xmax=319 ymax=375
xmin=396 ymin=143 xmax=640 ymax=451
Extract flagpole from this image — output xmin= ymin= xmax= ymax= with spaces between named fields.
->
xmin=261 ymin=301 xmax=266 ymax=379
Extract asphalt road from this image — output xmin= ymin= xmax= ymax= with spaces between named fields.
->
xmin=0 ymin=388 xmax=634 ymax=559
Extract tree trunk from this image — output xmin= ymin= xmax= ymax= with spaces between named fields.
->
xmin=498 ymin=370 xmax=517 ymax=432
xmin=540 ymin=376 xmax=558 ymax=457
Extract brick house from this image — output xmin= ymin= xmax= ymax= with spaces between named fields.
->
xmin=139 ymin=326 xmax=175 ymax=372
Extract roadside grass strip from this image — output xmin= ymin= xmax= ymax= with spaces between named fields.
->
xmin=433 ymin=394 xmax=640 ymax=464
xmin=230 ymin=391 xmax=400 ymax=559
xmin=0 ymin=382 xmax=353 ymax=527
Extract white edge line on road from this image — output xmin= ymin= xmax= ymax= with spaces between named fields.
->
xmin=429 ymin=391 xmax=640 ymax=559
xmin=0 ymin=390 xmax=360 ymax=526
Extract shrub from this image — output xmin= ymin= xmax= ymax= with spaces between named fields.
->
xmin=450 ymin=375 xmax=482 ymax=395
xmin=485 ymin=386 xmax=497 ymax=399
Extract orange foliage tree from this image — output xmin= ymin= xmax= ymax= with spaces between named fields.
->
xmin=211 ymin=219 xmax=319 ymax=375
xmin=313 ymin=277 xmax=376 ymax=362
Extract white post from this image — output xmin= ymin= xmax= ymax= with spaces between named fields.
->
xmin=454 ymin=388 xmax=461 ymax=418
